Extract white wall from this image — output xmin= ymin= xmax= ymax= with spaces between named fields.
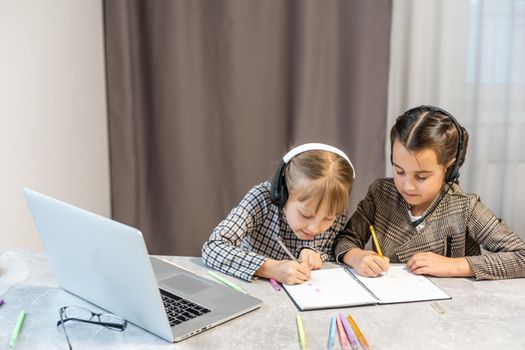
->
xmin=0 ymin=0 xmax=110 ymax=250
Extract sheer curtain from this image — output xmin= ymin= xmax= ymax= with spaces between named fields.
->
xmin=388 ymin=0 xmax=525 ymax=238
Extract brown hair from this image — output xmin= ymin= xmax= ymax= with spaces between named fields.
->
xmin=284 ymin=150 xmax=354 ymax=216
xmin=390 ymin=106 xmax=469 ymax=176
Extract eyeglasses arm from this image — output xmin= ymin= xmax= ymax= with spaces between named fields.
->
xmin=57 ymin=317 xmax=126 ymax=330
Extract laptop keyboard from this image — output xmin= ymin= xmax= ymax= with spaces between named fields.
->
xmin=160 ymin=289 xmax=211 ymax=326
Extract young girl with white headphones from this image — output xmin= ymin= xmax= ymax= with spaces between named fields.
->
xmin=202 ymin=143 xmax=355 ymax=285
xmin=335 ymin=106 xmax=525 ymax=280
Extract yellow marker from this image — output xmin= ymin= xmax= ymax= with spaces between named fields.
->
xmin=296 ymin=315 xmax=307 ymax=349
xmin=369 ymin=225 xmax=383 ymax=257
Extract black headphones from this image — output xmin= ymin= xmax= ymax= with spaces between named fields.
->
xmin=404 ymin=105 xmax=464 ymax=184
xmin=269 ymin=143 xmax=355 ymax=209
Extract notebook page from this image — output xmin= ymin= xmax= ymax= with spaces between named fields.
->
xmin=282 ymin=267 xmax=377 ymax=310
xmin=351 ymin=264 xmax=450 ymax=304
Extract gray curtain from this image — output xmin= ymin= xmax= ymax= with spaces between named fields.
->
xmin=104 ymin=0 xmax=392 ymax=256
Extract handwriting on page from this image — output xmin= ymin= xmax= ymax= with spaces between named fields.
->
xmin=283 ymin=268 xmax=376 ymax=309
xmin=355 ymin=265 xmax=448 ymax=304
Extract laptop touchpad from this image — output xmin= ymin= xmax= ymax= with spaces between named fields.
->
xmin=159 ymin=273 xmax=212 ymax=295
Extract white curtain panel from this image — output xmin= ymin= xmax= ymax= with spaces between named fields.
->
xmin=387 ymin=0 xmax=525 ymax=238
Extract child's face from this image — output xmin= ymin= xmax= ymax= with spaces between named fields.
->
xmin=392 ymin=140 xmax=448 ymax=214
xmin=283 ymin=183 xmax=336 ymax=240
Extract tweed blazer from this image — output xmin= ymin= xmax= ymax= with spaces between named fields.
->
xmin=334 ymin=178 xmax=525 ymax=280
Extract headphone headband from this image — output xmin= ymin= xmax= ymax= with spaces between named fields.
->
xmin=282 ymin=143 xmax=355 ymax=179
xmin=269 ymin=142 xmax=355 ymax=208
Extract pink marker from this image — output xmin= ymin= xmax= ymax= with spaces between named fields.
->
xmin=269 ymin=278 xmax=281 ymax=291
xmin=336 ymin=314 xmax=351 ymax=350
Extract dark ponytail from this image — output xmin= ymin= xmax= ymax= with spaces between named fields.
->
xmin=456 ymin=125 xmax=469 ymax=168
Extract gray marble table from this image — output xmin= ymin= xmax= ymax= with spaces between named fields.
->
xmin=1 ymin=250 xmax=524 ymax=349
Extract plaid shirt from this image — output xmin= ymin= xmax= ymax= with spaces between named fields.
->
xmin=334 ymin=178 xmax=525 ymax=280
xmin=202 ymin=182 xmax=348 ymax=281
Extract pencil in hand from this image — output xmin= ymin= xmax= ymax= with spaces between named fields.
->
xmin=369 ymin=225 xmax=383 ymax=257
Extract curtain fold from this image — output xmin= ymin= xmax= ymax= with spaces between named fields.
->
xmin=104 ymin=0 xmax=392 ymax=255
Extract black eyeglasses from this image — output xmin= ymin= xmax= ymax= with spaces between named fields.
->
xmin=57 ymin=306 xmax=127 ymax=350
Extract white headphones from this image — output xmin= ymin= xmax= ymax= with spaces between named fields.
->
xmin=270 ymin=143 xmax=355 ymax=208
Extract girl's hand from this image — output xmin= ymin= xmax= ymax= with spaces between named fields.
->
xmin=299 ymin=248 xmax=323 ymax=270
xmin=407 ymin=252 xmax=474 ymax=277
xmin=274 ymin=260 xmax=311 ymax=284
xmin=255 ymin=259 xmax=311 ymax=285
xmin=343 ymin=248 xmax=390 ymax=277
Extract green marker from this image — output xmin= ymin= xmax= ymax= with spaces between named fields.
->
xmin=9 ymin=310 xmax=26 ymax=347
xmin=207 ymin=270 xmax=248 ymax=294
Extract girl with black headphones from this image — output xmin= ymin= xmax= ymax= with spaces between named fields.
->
xmin=335 ymin=106 xmax=525 ymax=280
xmin=202 ymin=143 xmax=355 ymax=285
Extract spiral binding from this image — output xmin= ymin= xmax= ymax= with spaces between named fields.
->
xmin=343 ymin=267 xmax=380 ymax=303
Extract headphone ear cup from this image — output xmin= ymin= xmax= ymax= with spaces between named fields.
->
xmin=445 ymin=163 xmax=460 ymax=183
xmin=270 ymin=161 xmax=286 ymax=208
xmin=280 ymin=178 xmax=288 ymax=208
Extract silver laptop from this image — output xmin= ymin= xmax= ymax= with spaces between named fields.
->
xmin=23 ymin=188 xmax=262 ymax=342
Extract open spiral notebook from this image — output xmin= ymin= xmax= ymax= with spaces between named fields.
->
xmin=282 ymin=264 xmax=451 ymax=311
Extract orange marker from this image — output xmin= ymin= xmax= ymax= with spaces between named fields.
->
xmin=347 ymin=314 xmax=371 ymax=350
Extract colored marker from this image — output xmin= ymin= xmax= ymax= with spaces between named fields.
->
xmin=269 ymin=278 xmax=281 ymax=291
xmin=9 ymin=310 xmax=26 ymax=347
xmin=339 ymin=314 xmax=359 ymax=350
xmin=0 ymin=299 xmax=5 ymax=307
xmin=347 ymin=314 xmax=371 ymax=350
xmin=296 ymin=315 xmax=307 ymax=350
xmin=336 ymin=314 xmax=351 ymax=350
xmin=207 ymin=271 xmax=247 ymax=294
xmin=327 ymin=316 xmax=336 ymax=350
